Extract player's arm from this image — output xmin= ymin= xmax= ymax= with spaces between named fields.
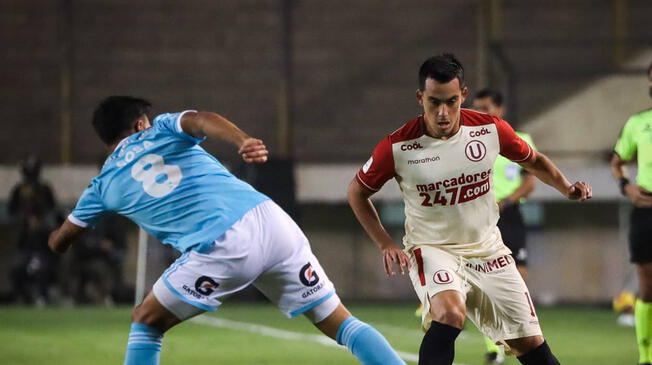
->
xmin=347 ymin=180 xmax=410 ymax=276
xmin=519 ymin=150 xmax=592 ymax=201
xmin=180 ymin=111 xmax=267 ymax=163
xmin=611 ymin=153 xmax=652 ymax=207
xmin=495 ymin=118 xmax=591 ymax=201
xmin=48 ymin=219 xmax=86 ymax=253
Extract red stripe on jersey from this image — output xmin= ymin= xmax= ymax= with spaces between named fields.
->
xmin=414 ymin=248 xmax=426 ymax=286
xmin=356 ymin=116 xmax=424 ymax=191
xmin=494 ymin=118 xmax=532 ymax=162
xmin=355 ymin=172 xmax=379 ymax=192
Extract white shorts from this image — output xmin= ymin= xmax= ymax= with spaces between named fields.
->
xmin=153 ymin=200 xmax=339 ymax=322
xmin=408 ymin=245 xmax=542 ymax=342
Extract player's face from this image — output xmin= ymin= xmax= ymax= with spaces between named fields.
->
xmin=417 ymin=77 xmax=468 ymax=139
xmin=472 ymin=97 xmax=504 ymax=118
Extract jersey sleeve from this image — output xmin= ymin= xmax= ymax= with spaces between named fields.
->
xmin=614 ymin=117 xmax=637 ymax=161
xmin=355 ymin=136 xmax=395 ymax=192
xmin=68 ymin=179 xmax=105 ymax=228
xmin=495 ymin=118 xmax=533 ymax=162
xmin=153 ymin=110 xmax=206 ymax=145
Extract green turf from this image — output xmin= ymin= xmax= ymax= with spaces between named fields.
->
xmin=0 ymin=303 xmax=637 ymax=364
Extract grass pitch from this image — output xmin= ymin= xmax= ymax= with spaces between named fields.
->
xmin=0 ymin=303 xmax=636 ymax=365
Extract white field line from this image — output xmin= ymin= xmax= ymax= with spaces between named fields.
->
xmin=369 ymin=323 xmax=476 ymax=342
xmin=191 ymin=315 xmax=471 ymax=365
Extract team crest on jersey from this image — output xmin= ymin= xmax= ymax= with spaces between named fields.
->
xmin=299 ymin=263 xmax=320 ymax=287
xmin=362 ymin=157 xmax=373 ymax=174
xmin=433 ymin=270 xmax=453 ymax=284
xmin=465 ymin=140 xmax=486 ymax=162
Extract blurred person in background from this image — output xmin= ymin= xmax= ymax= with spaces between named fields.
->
xmin=7 ymin=155 xmax=61 ymax=305
xmin=473 ymin=88 xmax=535 ymax=364
xmin=348 ymin=54 xmax=592 ymax=365
xmin=472 ymin=88 xmax=536 ymax=283
xmin=66 ymin=158 xmax=128 ymax=306
xmin=68 ymin=212 xmax=127 ymax=305
xmin=611 ymin=61 xmax=652 ymax=365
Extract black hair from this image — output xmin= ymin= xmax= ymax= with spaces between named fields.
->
xmin=418 ymin=54 xmax=465 ymax=90
xmin=92 ymin=96 xmax=152 ymax=144
xmin=474 ymin=88 xmax=504 ymax=107
xmin=648 ymin=61 xmax=652 ymax=78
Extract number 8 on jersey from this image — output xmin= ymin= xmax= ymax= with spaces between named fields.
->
xmin=131 ymin=154 xmax=182 ymax=198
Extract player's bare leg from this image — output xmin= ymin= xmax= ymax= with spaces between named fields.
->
xmin=132 ymin=291 xmax=183 ymax=332
xmin=505 ymin=335 xmax=560 ymax=365
xmin=124 ymin=291 xmax=186 ymax=365
xmin=313 ymin=302 xmax=352 ymax=339
xmin=635 ymin=262 xmax=652 ymax=365
xmin=418 ymin=290 xmax=465 ymax=365
xmin=428 ymin=290 xmax=466 ymax=328
xmin=310 ymin=302 xmax=405 ymax=365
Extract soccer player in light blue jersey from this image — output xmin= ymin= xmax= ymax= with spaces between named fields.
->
xmin=48 ymin=96 xmax=405 ymax=365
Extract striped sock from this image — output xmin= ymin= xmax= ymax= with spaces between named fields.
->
xmin=336 ymin=316 xmax=405 ymax=365
xmin=124 ymin=323 xmax=163 ymax=365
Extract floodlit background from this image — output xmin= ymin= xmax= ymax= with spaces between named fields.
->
xmin=0 ymin=1 xmax=650 ymax=364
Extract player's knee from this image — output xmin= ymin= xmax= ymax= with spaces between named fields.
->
xmin=430 ymin=306 xmax=466 ymax=329
xmin=131 ymin=305 xmax=172 ymax=333
xmin=506 ymin=335 xmax=544 ymax=356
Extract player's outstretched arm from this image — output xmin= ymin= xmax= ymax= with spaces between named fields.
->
xmin=611 ymin=153 xmax=652 ymax=207
xmin=519 ymin=150 xmax=592 ymax=201
xmin=180 ymin=111 xmax=268 ymax=163
xmin=48 ymin=219 xmax=86 ymax=253
xmin=347 ymin=179 xmax=410 ymax=276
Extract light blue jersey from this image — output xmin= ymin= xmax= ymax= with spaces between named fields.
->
xmin=69 ymin=110 xmax=269 ymax=253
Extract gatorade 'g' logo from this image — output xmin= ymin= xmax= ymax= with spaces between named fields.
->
xmin=299 ymin=263 xmax=320 ymax=287
xmin=195 ymin=276 xmax=219 ymax=296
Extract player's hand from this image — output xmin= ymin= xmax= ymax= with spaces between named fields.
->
xmin=381 ymin=244 xmax=410 ymax=276
xmin=238 ymin=138 xmax=268 ymax=163
xmin=624 ymin=184 xmax=652 ymax=208
xmin=567 ymin=181 xmax=592 ymax=202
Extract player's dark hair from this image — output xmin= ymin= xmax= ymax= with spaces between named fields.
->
xmin=474 ymin=88 xmax=504 ymax=107
xmin=92 ymin=96 xmax=152 ymax=145
xmin=647 ymin=61 xmax=652 ymax=77
xmin=418 ymin=54 xmax=465 ymax=90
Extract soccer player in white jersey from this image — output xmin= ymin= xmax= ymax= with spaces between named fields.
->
xmin=347 ymin=54 xmax=592 ymax=365
xmin=48 ymin=96 xmax=405 ymax=365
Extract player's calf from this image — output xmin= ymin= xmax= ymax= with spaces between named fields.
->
xmin=312 ymin=302 xmax=406 ymax=365
xmin=507 ymin=336 xmax=560 ymax=365
xmin=416 ymin=291 xmax=466 ymax=364
xmin=125 ymin=292 xmax=184 ymax=365
xmin=418 ymin=321 xmax=462 ymax=365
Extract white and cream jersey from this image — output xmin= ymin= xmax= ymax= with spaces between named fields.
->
xmin=356 ymin=109 xmax=533 ymax=259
